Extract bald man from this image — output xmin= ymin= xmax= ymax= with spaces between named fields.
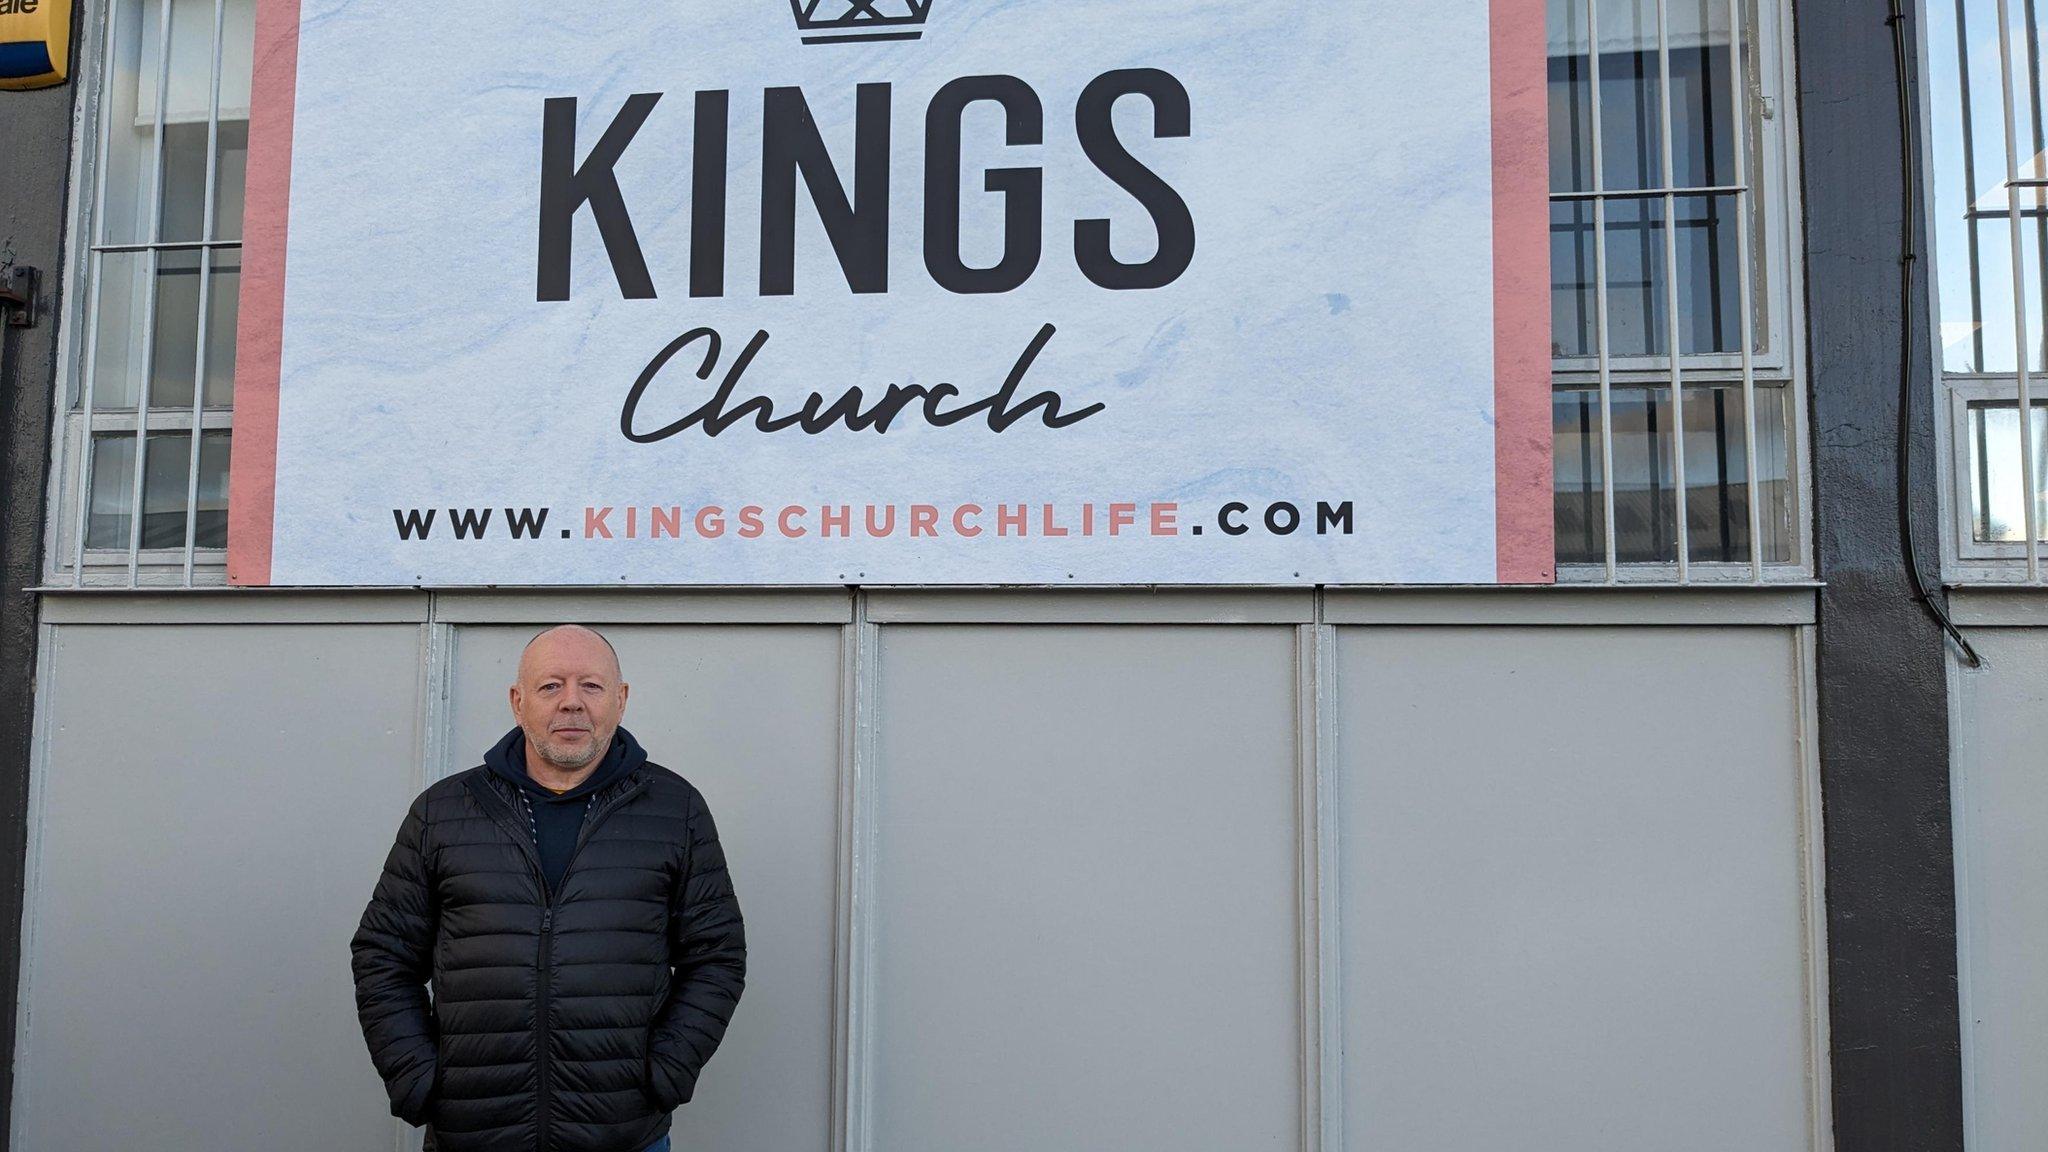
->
xmin=352 ymin=626 xmax=746 ymax=1152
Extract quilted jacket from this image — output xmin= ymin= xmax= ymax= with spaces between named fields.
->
xmin=351 ymin=734 xmax=746 ymax=1152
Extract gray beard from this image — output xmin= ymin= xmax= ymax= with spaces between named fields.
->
xmin=535 ymin=736 xmax=600 ymax=772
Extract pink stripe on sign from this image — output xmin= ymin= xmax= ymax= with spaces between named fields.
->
xmin=1491 ymin=0 xmax=1556 ymax=583
xmin=226 ymin=0 xmax=301 ymax=586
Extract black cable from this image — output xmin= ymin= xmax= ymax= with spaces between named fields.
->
xmin=1890 ymin=0 xmax=1984 ymax=667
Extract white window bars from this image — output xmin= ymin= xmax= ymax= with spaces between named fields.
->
xmin=1927 ymin=0 xmax=2048 ymax=583
xmin=1547 ymin=0 xmax=1807 ymax=583
xmin=53 ymin=0 xmax=251 ymax=587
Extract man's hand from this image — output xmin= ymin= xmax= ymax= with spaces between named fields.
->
xmin=351 ymin=793 xmax=441 ymax=1126
xmin=647 ymin=786 xmax=747 ymax=1110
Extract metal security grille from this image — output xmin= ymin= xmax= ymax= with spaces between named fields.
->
xmin=1927 ymin=0 xmax=2048 ymax=582
xmin=1546 ymin=0 xmax=1806 ymax=582
xmin=55 ymin=0 xmax=250 ymax=587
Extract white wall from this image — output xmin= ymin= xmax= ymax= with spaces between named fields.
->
xmin=14 ymin=623 xmax=423 ymax=1150
xmin=13 ymin=591 xmax=1827 ymax=1152
xmin=1950 ymin=627 xmax=2048 ymax=1152
xmin=1336 ymin=627 xmax=1816 ymax=1152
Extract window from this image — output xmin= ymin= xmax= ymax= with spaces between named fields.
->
xmin=1547 ymin=0 xmax=1806 ymax=580
xmin=1927 ymin=0 xmax=2048 ymax=582
xmin=52 ymin=0 xmax=254 ymax=585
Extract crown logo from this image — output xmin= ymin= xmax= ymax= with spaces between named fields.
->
xmin=789 ymin=0 xmax=934 ymax=45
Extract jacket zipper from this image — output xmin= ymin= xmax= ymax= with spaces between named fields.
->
xmin=535 ymin=780 xmax=647 ymax=1152
xmin=468 ymin=774 xmax=648 ymax=1152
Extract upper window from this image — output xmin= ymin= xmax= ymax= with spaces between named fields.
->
xmin=1927 ymin=0 xmax=2048 ymax=582
xmin=51 ymin=0 xmax=253 ymax=586
xmin=1546 ymin=0 xmax=1806 ymax=580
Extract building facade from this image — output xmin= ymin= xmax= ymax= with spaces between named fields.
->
xmin=0 ymin=1 xmax=2034 ymax=1149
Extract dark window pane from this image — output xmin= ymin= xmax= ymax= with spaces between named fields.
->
xmin=1554 ymin=384 xmax=1795 ymax=565
xmin=1553 ymin=389 xmax=1609 ymax=563
xmin=1674 ymin=193 xmax=1742 ymax=355
xmin=139 ymin=431 xmax=195 ymax=550
xmin=1604 ymin=197 xmax=1667 ymax=358
xmin=1551 ymin=199 xmax=1597 ymax=357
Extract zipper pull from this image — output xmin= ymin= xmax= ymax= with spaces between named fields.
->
xmin=541 ymin=910 xmax=553 ymax=933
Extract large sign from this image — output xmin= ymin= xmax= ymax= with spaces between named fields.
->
xmin=228 ymin=0 xmax=1552 ymax=586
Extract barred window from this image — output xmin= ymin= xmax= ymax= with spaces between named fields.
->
xmin=1546 ymin=0 xmax=1806 ymax=580
xmin=53 ymin=0 xmax=253 ymax=586
xmin=1927 ymin=0 xmax=2048 ymax=582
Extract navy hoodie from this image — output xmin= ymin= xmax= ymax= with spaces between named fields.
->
xmin=483 ymin=726 xmax=647 ymax=897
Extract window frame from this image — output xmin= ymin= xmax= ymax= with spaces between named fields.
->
xmin=1921 ymin=0 xmax=2048 ymax=585
xmin=45 ymin=0 xmax=244 ymax=589
xmin=1549 ymin=0 xmax=1814 ymax=584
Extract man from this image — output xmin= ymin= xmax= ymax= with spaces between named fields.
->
xmin=353 ymin=625 xmax=746 ymax=1152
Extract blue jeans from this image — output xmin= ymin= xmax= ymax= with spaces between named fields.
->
xmin=640 ymin=1139 xmax=671 ymax=1152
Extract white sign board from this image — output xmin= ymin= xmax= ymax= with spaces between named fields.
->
xmin=228 ymin=0 xmax=1553 ymax=586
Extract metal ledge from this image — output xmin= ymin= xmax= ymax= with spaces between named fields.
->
xmin=36 ymin=589 xmax=432 ymax=625
xmin=1946 ymin=586 xmax=2048 ymax=627
xmin=32 ymin=584 xmax=1821 ymax=628
xmin=864 ymin=587 xmax=1316 ymax=625
xmin=35 ymin=587 xmax=857 ymax=626
xmin=431 ymin=589 xmax=854 ymax=625
xmin=1323 ymin=584 xmax=1819 ymax=626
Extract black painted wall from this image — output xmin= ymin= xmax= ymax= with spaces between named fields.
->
xmin=0 ymin=5 xmax=77 ymax=1146
xmin=1798 ymin=2 xmax=1966 ymax=1149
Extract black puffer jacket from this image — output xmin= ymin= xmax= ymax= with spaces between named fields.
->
xmin=351 ymin=730 xmax=746 ymax=1152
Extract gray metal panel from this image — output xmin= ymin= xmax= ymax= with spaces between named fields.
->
xmin=868 ymin=625 xmax=1303 ymax=1152
xmin=15 ymin=624 xmax=426 ymax=1151
xmin=1335 ymin=626 xmax=1812 ymax=1152
xmin=1949 ymin=630 xmax=2048 ymax=1152
xmin=448 ymin=625 xmax=843 ymax=1152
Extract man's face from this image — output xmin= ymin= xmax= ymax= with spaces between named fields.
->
xmin=509 ymin=627 xmax=630 ymax=773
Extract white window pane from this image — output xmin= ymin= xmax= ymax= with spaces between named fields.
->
xmin=82 ymin=251 xmax=149 ymax=410
xmin=104 ymin=0 xmax=254 ymax=246
xmin=1967 ymin=401 xmax=2048 ymax=542
xmin=196 ymin=431 xmax=231 ymax=549
xmin=1930 ymin=0 xmax=2048 ymax=375
xmin=135 ymin=0 xmax=254 ymax=124
xmin=205 ymin=258 xmax=239 ymax=408
xmin=99 ymin=0 xmax=158 ymax=248
xmin=85 ymin=434 xmax=137 ymax=551
xmin=81 ymin=249 xmax=239 ymax=414
xmin=148 ymin=249 xmax=202 ymax=410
